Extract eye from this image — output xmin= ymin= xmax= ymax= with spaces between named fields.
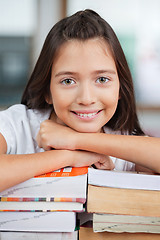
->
xmin=96 ymin=77 xmax=110 ymax=84
xmin=61 ymin=79 xmax=75 ymax=85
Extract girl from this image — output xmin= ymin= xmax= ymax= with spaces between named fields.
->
xmin=0 ymin=10 xmax=159 ymax=192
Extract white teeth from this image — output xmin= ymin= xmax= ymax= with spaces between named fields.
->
xmin=76 ymin=112 xmax=98 ymax=118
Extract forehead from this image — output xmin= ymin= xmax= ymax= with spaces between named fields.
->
xmin=52 ymin=38 xmax=116 ymax=70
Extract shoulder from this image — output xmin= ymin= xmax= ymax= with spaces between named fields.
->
xmin=0 ymin=104 xmax=27 ymax=115
xmin=0 ymin=104 xmax=52 ymax=140
xmin=0 ymin=104 xmax=52 ymax=154
xmin=0 ymin=104 xmax=51 ymax=124
xmin=0 ymin=104 xmax=27 ymax=126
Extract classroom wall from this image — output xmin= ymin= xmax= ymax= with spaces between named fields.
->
xmin=0 ymin=0 xmax=160 ymax=136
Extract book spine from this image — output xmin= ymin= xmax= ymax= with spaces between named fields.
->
xmin=0 ymin=208 xmax=85 ymax=212
xmin=0 ymin=197 xmax=86 ymax=204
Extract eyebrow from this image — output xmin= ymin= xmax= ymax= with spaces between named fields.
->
xmin=92 ymin=70 xmax=116 ymax=75
xmin=55 ymin=71 xmax=76 ymax=77
xmin=55 ymin=69 xmax=116 ymax=77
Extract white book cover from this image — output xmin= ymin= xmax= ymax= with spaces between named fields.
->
xmin=0 ymin=231 xmax=78 ymax=240
xmin=88 ymin=168 xmax=160 ymax=190
xmin=0 ymin=211 xmax=76 ymax=232
xmin=0 ymin=167 xmax=88 ymax=200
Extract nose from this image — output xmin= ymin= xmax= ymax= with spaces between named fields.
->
xmin=76 ymin=83 xmax=96 ymax=106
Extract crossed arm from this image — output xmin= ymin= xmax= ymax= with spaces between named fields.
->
xmin=37 ymin=120 xmax=160 ymax=173
xmin=0 ymin=119 xmax=160 ymax=192
xmin=0 ymin=121 xmax=113 ymax=192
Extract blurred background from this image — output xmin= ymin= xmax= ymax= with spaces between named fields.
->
xmin=0 ymin=0 xmax=160 ymax=136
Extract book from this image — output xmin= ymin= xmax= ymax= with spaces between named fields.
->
xmin=88 ymin=168 xmax=160 ymax=191
xmin=87 ymin=168 xmax=160 ymax=217
xmin=0 ymin=167 xmax=87 ymax=232
xmin=93 ymin=213 xmax=160 ymax=233
xmin=0 ymin=211 xmax=77 ymax=232
xmin=79 ymin=226 xmax=160 ymax=240
xmin=0 ymin=200 xmax=84 ymax=211
xmin=0 ymin=167 xmax=88 ymax=199
xmin=87 ymin=184 xmax=160 ymax=217
xmin=0 ymin=167 xmax=87 ymax=212
xmin=0 ymin=231 xmax=78 ymax=240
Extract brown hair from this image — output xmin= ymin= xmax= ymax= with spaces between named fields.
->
xmin=21 ymin=9 xmax=144 ymax=135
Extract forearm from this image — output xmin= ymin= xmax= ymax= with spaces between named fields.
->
xmin=0 ymin=150 xmax=72 ymax=192
xmin=76 ymin=133 xmax=160 ymax=173
xmin=0 ymin=147 xmax=111 ymax=192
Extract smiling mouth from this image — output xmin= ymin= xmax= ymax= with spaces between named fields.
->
xmin=71 ymin=110 xmax=102 ymax=119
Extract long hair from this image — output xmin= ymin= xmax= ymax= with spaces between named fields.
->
xmin=21 ymin=9 xmax=144 ymax=135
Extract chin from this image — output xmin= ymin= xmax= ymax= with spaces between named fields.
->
xmin=75 ymin=127 xmax=101 ymax=133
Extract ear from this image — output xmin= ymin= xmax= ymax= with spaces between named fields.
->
xmin=45 ymin=94 xmax=53 ymax=105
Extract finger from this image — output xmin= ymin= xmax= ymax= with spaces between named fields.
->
xmin=36 ymin=132 xmax=42 ymax=148
xmin=94 ymin=160 xmax=115 ymax=170
xmin=44 ymin=146 xmax=52 ymax=151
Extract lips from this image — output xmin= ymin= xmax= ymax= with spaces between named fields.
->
xmin=71 ymin=110 xmax=102 ymax=119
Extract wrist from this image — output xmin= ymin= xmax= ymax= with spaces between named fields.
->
xmin=74 ymin=132 xmax=85 ymax=150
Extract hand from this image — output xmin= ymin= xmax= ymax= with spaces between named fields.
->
xmin=37 ymin=120 xmax=78 ymax=151
xmin=71 ymin=150 xmax=115 ymax=170
xmin=93 ymin=155 xmax=115 ymax=170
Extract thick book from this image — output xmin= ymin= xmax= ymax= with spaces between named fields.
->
xmin=0 ymin=211 xmax=77 ymax=232
xmin=93 ymin=213 xmax=160 ymax=234
xmin=87 ymin=168 xmax=160 ymax=217
xmin=88 ymin=168 xmax=160 ymax=191
xmin=0 ymin=167 xmax=88 ymax=199
xmin=0 ymin=231 xmax=78 ymax=240
xmin=0 ymin=167 xmax=87 ymax=212
xmin=87 ymin=184 xmax=160 ymax=217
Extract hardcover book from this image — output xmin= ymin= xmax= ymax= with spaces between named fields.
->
xmin=88 ymin=168 xmax=160 ymax=191
xmin=87 ymin=184 xmax=160 ymax=217
xmin=0 ymin=231 xmax=78 ymax=240
xmin=0 ymin=211 xmax=77 ymax=232
xmin=87 ymin=168 xmax=160 ymax=217
xmin=0 ymin=167 xmax=88 ymax=212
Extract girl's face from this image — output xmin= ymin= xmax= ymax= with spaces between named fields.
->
xmin=49 ymin=38 xmax=120 ymax=133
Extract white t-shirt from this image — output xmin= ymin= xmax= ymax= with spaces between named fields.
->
xmin=0 ymin=104 xmax=135 ymax=171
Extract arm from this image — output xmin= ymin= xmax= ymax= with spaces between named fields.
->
xmin=37 ymin=120 xmax=160 ymax=173
xmin=76 ymin=133 xmax=160 ymax=173
xmin=0 ymin=133 xmax=113 ymax=192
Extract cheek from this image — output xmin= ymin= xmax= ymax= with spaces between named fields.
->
xmin=51 ymin=89 xmax=71 ymax=112
xmin=102 ymin=91 xmax=119 ymax=108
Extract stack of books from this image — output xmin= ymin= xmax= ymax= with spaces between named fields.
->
xmin=79 ymin=168 xmax=160 ymax=239
xmin=1 ymin=166 xmax=160 ymax=239
xmin=0 ymin=167 xmax=88 ymax=238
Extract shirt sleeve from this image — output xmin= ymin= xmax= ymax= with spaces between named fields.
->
xmin=0 ymin=104 xmax=50 ymax=154
xmin=110 ymin=156 xmax=135 ymax=172
xmin=0 ymin=109 xmax=17 ymax=154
